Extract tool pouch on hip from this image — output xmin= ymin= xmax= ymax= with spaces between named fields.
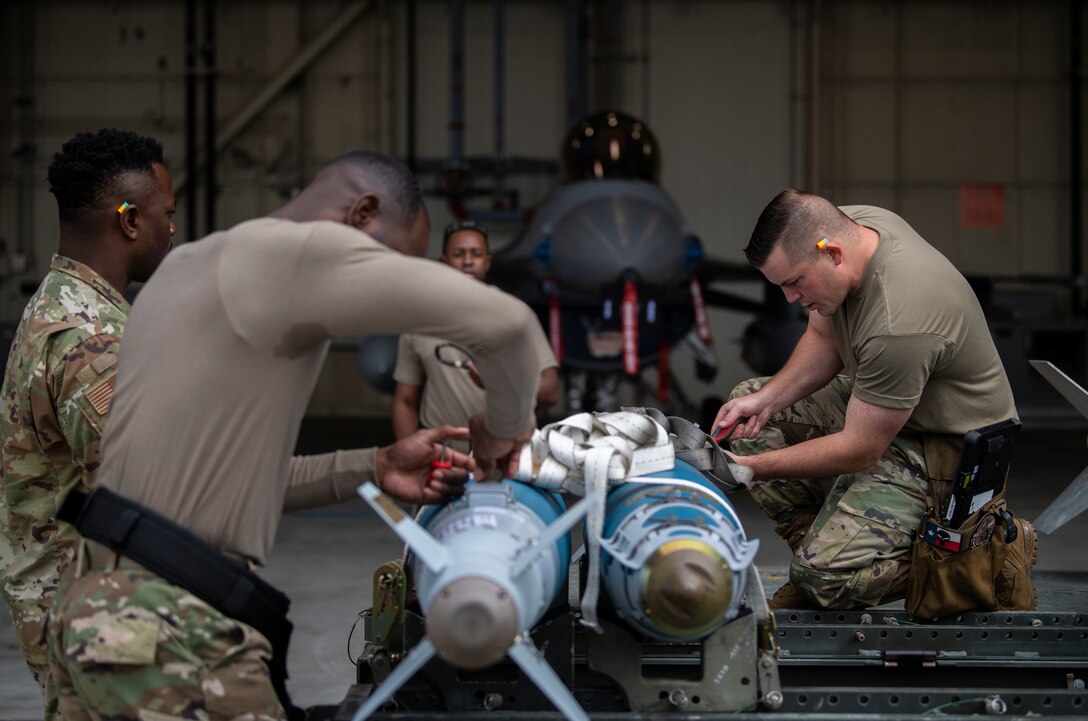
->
xmin=905 ymin=435 xmax=1038 ymax=620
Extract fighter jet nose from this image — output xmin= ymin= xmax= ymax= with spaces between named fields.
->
xmin=427 ymin=576 xmax=519 ymax=670
xmin=643 ymin=542 xmax=733 ymax=636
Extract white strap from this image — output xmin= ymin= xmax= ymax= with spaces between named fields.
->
xmin=515 ymin=410 xmax=675 ymax=630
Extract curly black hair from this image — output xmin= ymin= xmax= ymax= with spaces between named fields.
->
xmin=47 ymin=128 xmax=165 ymax=224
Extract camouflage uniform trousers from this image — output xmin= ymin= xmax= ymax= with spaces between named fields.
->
xmin=2 ymin=551 xmax=69 ymax=721
xmin=729 ymin=376 xmax=927 ymax=609
xmin=46 ymin=558 xmax=286 ymax=721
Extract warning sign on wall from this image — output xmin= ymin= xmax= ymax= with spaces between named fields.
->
xmin=960 ymin=184 xmax=1005 ymax=228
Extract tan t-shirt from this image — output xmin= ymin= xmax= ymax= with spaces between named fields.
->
xmin=831 ymin=206 xmax=1017 ymax=435
xmin=96 ymin=218 xmax=548 ymax=563
xmin=395 ymin=334 xmax=486 ymax=453
xmin=394 ymin=329 xmax=557 ymax=452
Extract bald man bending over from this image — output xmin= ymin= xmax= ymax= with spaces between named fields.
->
xmin=46 ymin=151 xmax=548 ymax=721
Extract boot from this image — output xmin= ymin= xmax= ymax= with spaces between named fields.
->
xmin=774 ymin=513 xmax=817 ymax=553
xmin=768 ymin=580 xmax=821 ymax=609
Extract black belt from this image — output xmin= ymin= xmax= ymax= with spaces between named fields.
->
xmin=59 ymin=488 xmax=305 ymax=721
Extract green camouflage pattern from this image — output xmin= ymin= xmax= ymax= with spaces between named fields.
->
xmin=0 ymin=254 xmax=128 ymax=712
xmin=729 ymin=376 xmax=928 ymax=609
xmin=47 ymin=565 xmax=286 ymax=721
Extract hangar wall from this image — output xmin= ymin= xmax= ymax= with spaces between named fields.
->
xmin=815 ymin=0 xmax=1086 ymax=422
xmin=819 ymin=0 xmax=1077 ymax=277
xmin=0 ymin=0 xmax=1084 ymax=419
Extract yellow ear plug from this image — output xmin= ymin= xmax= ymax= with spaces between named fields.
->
xmin=117 ymin=202 xmax=130 ymax=213
xmin=816 ymin=238 xmax=828 ymax=250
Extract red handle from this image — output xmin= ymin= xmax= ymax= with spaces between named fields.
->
xmin=713 ymin=417 xmax=748 ymax=444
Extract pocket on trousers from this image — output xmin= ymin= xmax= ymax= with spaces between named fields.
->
xmin=836 ymin=477 xmax=924 ymax=536
xmin=67 ymin=611 xmax=160 ymax=665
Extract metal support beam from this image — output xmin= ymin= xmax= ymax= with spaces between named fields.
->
xmin=448 ymin=0 xmax=465 ymax=169
xmin=173 ymin=0 xmax=374 ymax=197
xmin=566 ymin=0 xmax=587 ymax=129
xmin=1071 ymin=0 xmax=1083 ymax=315
xmin=406 ymin=0 xmax=418 ymax=172
xmin=15 ymin=3 xmax=36 ymax=268
xmin=184 ymin=0 xmax=198 ymax=241
xmin=492 ymin=0 xmax=506 ymax=206
xmin=203 ymin=0 xmax=217 ymax=236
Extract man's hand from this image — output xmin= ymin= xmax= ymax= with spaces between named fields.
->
xmin=375 ymin=425 xmax=476 ymax=504
xmin=469 ymin=412 xmax=532 ymax=479
xmin=712 ymin=392 xmax=775 ymax=442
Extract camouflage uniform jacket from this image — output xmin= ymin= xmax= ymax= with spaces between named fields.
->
xmin=0 ymin=254 xmax=128 ymax=635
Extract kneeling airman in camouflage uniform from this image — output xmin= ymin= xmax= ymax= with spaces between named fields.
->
xmin=0 ymin=128 xmax=175 ymax=717
xmin=712 ymin=190 xmax=1016 ymax=610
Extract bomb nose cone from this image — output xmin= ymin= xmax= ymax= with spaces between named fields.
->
xmin=643 ymin=541 xmax=733 ymax=637
xmin=426 ymin=577 xmax=519 ymax=670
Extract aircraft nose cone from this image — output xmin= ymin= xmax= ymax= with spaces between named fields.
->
xmin=643 ymin=541 xmax=733 ymax=637
xmin=426 ymin=576 xmax=518 ymax=669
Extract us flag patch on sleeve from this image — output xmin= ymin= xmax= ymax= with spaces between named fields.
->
xmin=85 ymin=375 xmax=117 ymax=415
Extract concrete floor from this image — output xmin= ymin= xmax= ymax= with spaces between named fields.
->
xmin=2 ymin=424 xmax=1086 ymax=720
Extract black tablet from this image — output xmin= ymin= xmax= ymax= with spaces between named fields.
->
xmin=943 ymin=418 xmax=1021 ymax=528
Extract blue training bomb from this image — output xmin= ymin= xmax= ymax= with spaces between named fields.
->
xmin=413 ymin=480 xmax=572 ymax=669
xmin=356 ymin=479 xmax=592 ymax=721
xmin=598 ymin=460 xmax=758 ymax=641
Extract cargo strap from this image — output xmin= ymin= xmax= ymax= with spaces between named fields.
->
xmin=515 ymin=410 xmax=675 ymax=631
xmin=514 ymin=408 xmax=754 ymax=631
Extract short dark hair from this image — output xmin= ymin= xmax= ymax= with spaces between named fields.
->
xmin=47 ymin=128 xmax=165 ymax=224
xmin=325 ymin=150 xmax=424 ymax=229
xmin=442 ymin=218 xmax=489 ymax=253
xmin=744 ymin=188 xmax=854 ymax=267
